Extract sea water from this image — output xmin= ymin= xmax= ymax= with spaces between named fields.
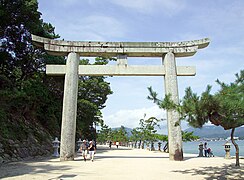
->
xmin=183 ymin=140 xmax=244 ymax=157
xmin=153 ymin=140 xmax=244 ymax=157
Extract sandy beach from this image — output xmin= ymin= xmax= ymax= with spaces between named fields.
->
xmin=0 ymin=145 xmax=243 ymax=180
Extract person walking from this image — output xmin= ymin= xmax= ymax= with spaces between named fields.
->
xmin=80 ymin=140 xmax=88 ymax=161
xmin=88 ymin=141 xmax=96 ymax=162
xmin=116 ymin=141 xmax=119 ymax=149
xmin=109 ymin=141 xmax=112 ymax=149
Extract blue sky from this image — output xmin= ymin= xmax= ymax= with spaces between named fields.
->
xmin=38 ymin=0 xmax=244 ymax=133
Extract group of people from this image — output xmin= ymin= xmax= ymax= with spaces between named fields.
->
xmin=108 ymin=141 xmax=120 ymax=149
xmin=203 ymin=142 xmax=214 ymax=157
xmin=79 ymin=140 xmax=96 ymax=162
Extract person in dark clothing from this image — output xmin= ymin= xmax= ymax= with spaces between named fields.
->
xmin=109 ymin=141 xmax=112 ymax=149
xmin=204 ymin=142 xmax=208 ymax=157
xmin=88 ymin=141 xmax=96 ymax=162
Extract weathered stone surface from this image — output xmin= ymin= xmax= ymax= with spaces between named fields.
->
xmin=60 ymin=52 xmax=79 ymax=161
xmin=46 ymin=65 xmax=196 ymax=76
xmin=27 ymin=134 xmax=38 ymax=144
xmin=163 ymin=52 xmax=183 ymax=161
xmin=17 ymin=147 xmax=29 ymax=158
xmin=3 ymin=153 xmax=10 ymax=159
xmin=0 ymin=136 xmax=52 ymax=164
xmin=32 ymin=34 xmax=209 ymax=48
xmin=0 ymin=143 xmax=3 ymax=153
xmin=32 ymin=34 xmax=210 ymax=57
xmin=8 ymin=140 xmax=15 ymax=145
xmin=0 ymin=157 xmax=3 ymax=163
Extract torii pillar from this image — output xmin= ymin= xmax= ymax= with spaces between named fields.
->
xmin=60 ymin=52 xmax=79 ymax=161
xmin=31 ymin=34 xmax=210 ymax=161
xmin=164 ymin=51 xmax=182 ymax=160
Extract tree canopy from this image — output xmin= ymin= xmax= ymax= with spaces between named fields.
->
xmin=148 ymin=70 xmax=244 ymax=166
xmin=148 ymin=70 xmax=244 ymax=130
xmin=76 ymin=57 xmax=113 ymax=140
xmin=0 ymin=0 xmax=113 ymax=144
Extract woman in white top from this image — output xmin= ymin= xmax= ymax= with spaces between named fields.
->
xmin=88 ymin=141 xmax=96 ymax=162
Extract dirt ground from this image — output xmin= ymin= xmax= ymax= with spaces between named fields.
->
xmin=0 ymin=145 xmax=243 ymax=180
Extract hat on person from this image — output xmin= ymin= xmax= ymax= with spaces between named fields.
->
xmin=83 ymin=140 xmax=86 ymax=142
xmin=89 ymin=141 xmax=93 ymax=144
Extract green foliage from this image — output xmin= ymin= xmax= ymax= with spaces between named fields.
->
xmin=0 ymin=108 xmax=6 ymax=122
xmin=130 ymin=128 xmax=141 ymax=142
xmin=131 ymin=114 xmax=161 ymax=143
xmin=111 ymin=126 xmax=128 ymax=143
xmin=0 ymin=108 xmax=10 ymax=138
xmin=147 ymin=86 xmax=178 ymax=112
xmin=97 ymin=124 xmax=128 ymax=143
xmin=154 ymin=134 xmax=168 ymax=142
xmin=153 ymin=131 xmax=198 ymax=143
xmin=213 ymin=71 xmax=244 ymax=129
xmin=180 ymin=86 xmax=216 ymax=128
xmin=148 ymin=70 xmax=244 ymax=130
xmin=0 ymin=77 xmax=62 ymax=134
xmin=0 ymin=0 xmax=60 ymax=87
xmin=0 ymin=0 xmax=41 ymax=35
xmin=0 ymin=1 xmax=113 ymax=159
xmin=0 ymin=0 xmax=65 ymax=142
xmin=96 ymin=122 xmax=112 ymax=143
xmin=76 ymin=57 xmax=113 ymax=140
xmin=180 ymin=71 xmax=244 ymax=130
xmin=182 ymin=131 xmax=199 ymax=142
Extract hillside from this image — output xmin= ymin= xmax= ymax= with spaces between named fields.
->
xmin=112 ymin=127 xmax=133 ymax=137
xmin=111 ymin=125 xmax=244 ymax=139
xmin=185 ymin=126 xmax=244 ymax=139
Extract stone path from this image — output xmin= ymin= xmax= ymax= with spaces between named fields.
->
xmin=0 ymin=145 xmax=243 ymax=179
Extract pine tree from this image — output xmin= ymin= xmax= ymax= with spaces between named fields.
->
xmin=148 ymin=70 xmax=244 ymax=166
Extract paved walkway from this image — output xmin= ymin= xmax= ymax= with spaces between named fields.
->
xmin=0 ymin=145 xmax=243 ymax=180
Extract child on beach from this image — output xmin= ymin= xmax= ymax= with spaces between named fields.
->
xmin=207 ymin=148 xmax=214 ymax=157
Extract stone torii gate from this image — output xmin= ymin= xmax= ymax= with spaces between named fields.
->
xmin=32 ymin=34 xmax=210 ymax=161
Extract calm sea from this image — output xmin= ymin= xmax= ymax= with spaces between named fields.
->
xmin=152 ymin=140 xmax=244 ymax=157
xmin=182 ymin=140 xmax=244 ymax=157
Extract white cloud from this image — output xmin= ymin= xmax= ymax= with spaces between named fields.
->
xmin=103 ymin=105 xmax=166 ymax=128
xmin=102 ymin=105 xmax=190 ymax=134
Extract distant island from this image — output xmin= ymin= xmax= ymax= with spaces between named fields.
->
xmin=184 ymin=125 xmax=244 ymax=139
xmin=112 ymin=125 xmax=244 ymax=140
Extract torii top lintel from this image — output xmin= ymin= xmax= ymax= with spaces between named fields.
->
xmin=31 ymin=34 xmax=210 ymax=57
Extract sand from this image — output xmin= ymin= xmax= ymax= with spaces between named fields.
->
xmin=0 ymin=145 xmax=243 ymax=180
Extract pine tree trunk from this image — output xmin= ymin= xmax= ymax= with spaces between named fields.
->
xmin=231 ymin=127 xmax=240 ymax=167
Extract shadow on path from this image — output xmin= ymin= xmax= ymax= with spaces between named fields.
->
xmin=0 ymin=161 xmax=72 ymax=179
xmin=172 ymin=163 xmax=244 ymax=179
